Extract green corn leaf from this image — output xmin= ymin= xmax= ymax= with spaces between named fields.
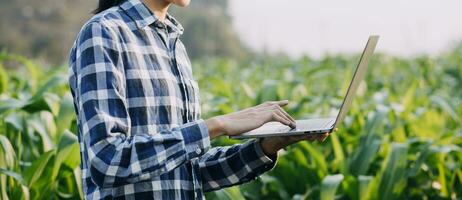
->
xmin=292 ymin=148 xmax=310 ymax=169
xmin=406 ymin=142 xmax=432 ymax=178
xmin=0 ymin=63 xmax=8 ymax=94
xmin=241 ymin=82 xmax=256 ymax=99
xmin=376 ymin=143 xmax=408 ymax=200
xmin=40 ymin=111 xmax=58 ymax=142
xmin=62 ymin=142 xmax=80 ymax=170
xmin=358 ymin=175 xmax=373 ymax=200
xmin=0 ymin=98 xmax=28 ymax=115
xmin=437 ymin=155 xmax=449 ymax=198
xmin=210 ymin=186 xmax=245 ymax=200
xmin=320 ymin=174 xmax=344 ymax=200
xmin=23 ymin=150 xmax=55 ymax=187
xmin=73 ymin=167 xmax=84 ymax=199
xmin=8 ymin=54 xmax=43 ymax=91
xmin=27 ymin=117 xmax=54 ymax=151
xmin=4 ymin=112 xmax=25 ymax=132
xmin=348 ymin=112 xmax=385 ymax=176
xmin=265 ymin=154 xmax=307 ymax=197
xmin=400 ymin=82 xmax=417 ymax=112
xmin=0 ymin=135 xmax=17 ymax=169
xmin=30 ymin=75 xmax=67 ymax=100
xmin=330 ymin=133 xmax=345 ymax=172
xmin=209 ymin=77 xmax=233 ymax=98
xmin=0 ymin=174 xmax=7 ymax=200
xmin=51 ymin=130 xmax=79 ymax=181
xmin=55 ymin=93 xmax=76 ymax=137
xmin=0 ymin=168 xmax=30 ymax=200
xmin=259 ymin=174 xmax=291 ymax=199
xmin=431 ymin=95 xmax=460 ymax=123
xmin=256 ymin=80 xmax=279 ymax=103
xmin=349 ymin=139 xmax=381 ymax=176
xmin=238 ymin=182 xmax=262 ymax=200
xmin=0 ymin=168 xmax=27 ymax=186
xmin=22 ymin=93 xmax=60 ymax=114
xmin=21 ymin=98 xmax=50 ymax=113
xmin=298 ymin=142 xmax=328 ymax=176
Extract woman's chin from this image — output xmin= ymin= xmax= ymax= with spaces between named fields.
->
xmin=172 ymin=0 xmax=190 ymax=7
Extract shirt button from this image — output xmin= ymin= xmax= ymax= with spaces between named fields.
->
xmin=195 ymin=148 xmax=202 ymax=155
xmin=154 ymin=21 xmax=164 ymax=29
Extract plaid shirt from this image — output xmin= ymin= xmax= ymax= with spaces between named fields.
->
xmin=68 ymin=0 xmax=276 ymax=199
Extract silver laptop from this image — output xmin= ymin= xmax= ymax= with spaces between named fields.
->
xmin=231 ymin=35 xmax=379 ymax=139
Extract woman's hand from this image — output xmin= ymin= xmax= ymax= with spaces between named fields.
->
xmin=205 ymin=100 xmax=296 ymax=139
xmin=259 ymin=129 xmax=337 ymax=156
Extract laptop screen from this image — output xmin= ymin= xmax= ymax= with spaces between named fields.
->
xmin=332 ymin=35 xmax=380 ymax=129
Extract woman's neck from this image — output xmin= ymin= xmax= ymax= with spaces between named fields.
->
xmin=143 ymin=0 xmax=170 ymax=22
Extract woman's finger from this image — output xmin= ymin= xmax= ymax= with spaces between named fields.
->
xmin=299 ymin=133 xmax=328 ymax=142
xmin=317 ymin=132 xmax=330 ymax=142
xmin=288 ymin=134 xmax=313 ymax=142
xmin=298 ymin=134 xmax=317 ymax=141
xmin=266 ymin=104 xmax=295 ymax=125
xmin=256 ymin=100 xmax=288 ymax=109
xmin=271 ymin=111 xmax=293 ymax=127
xmin=276 ymin=100 xmax=289 ymax=107
xmin=274 ymin=110 xmax=296 ymax=128
xmin=276 ymin=106 xmax=296 ymax=124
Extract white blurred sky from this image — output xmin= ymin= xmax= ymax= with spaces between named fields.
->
xmin=229 ymin=0 xmax=462 ymax=57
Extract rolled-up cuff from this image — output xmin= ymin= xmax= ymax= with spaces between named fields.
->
xmin=179 ymin=119 xmax=211 ymax=159
xmin=237 ymin=139 xmax=278 ymax=175
xmin=252 ymin=139 xmax=278 ymax=170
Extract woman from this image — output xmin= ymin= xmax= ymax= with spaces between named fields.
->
xmin=68 ymin=0 xmax=330 ymax=199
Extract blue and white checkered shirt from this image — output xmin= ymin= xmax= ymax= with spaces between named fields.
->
xmin=68 ymin=0 xmax=276 ymax=199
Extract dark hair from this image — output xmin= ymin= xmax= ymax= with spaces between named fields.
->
xmin=94 ymin=0 xmax=126 ymax=14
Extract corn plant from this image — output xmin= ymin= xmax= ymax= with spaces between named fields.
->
xmin=0 ymin=52 xmax=81 ymax=200
xmin=1 ymin=44 xmax=461 ymax=200
xmin=197 ymin=49 xmax=462 ymax=199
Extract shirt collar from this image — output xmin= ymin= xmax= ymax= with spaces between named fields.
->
xmin=120 ymin=0 xmax=184 ymax=34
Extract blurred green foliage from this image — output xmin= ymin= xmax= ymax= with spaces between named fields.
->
xmin=0 ymin=0 xmax=247 ymax=65
xmin=0 ymin=45 xmax=461 ymax=199
xmin=0 ymin=52 xmax=81 ymax=199
xmin=171 ymin=0 xmax=250 ymax=60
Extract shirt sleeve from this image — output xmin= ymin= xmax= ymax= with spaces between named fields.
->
xmin=71 ymin=22 xmax=211 ymax=188
xmin=195 ymin=139 xmax=277 ymax=192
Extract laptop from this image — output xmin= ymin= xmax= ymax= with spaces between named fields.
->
xmin=230 ymin=35 xmax=379 ymax=139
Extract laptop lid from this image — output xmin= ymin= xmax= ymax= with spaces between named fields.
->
xmin=331 ymin=35 xmax=379 ymax=130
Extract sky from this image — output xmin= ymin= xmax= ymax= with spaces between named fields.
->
xmin=229 ymin=0 xmax=462 ymax=58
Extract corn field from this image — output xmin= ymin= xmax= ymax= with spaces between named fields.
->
xmin=0 ymin=46 xmax=461 ymax=199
